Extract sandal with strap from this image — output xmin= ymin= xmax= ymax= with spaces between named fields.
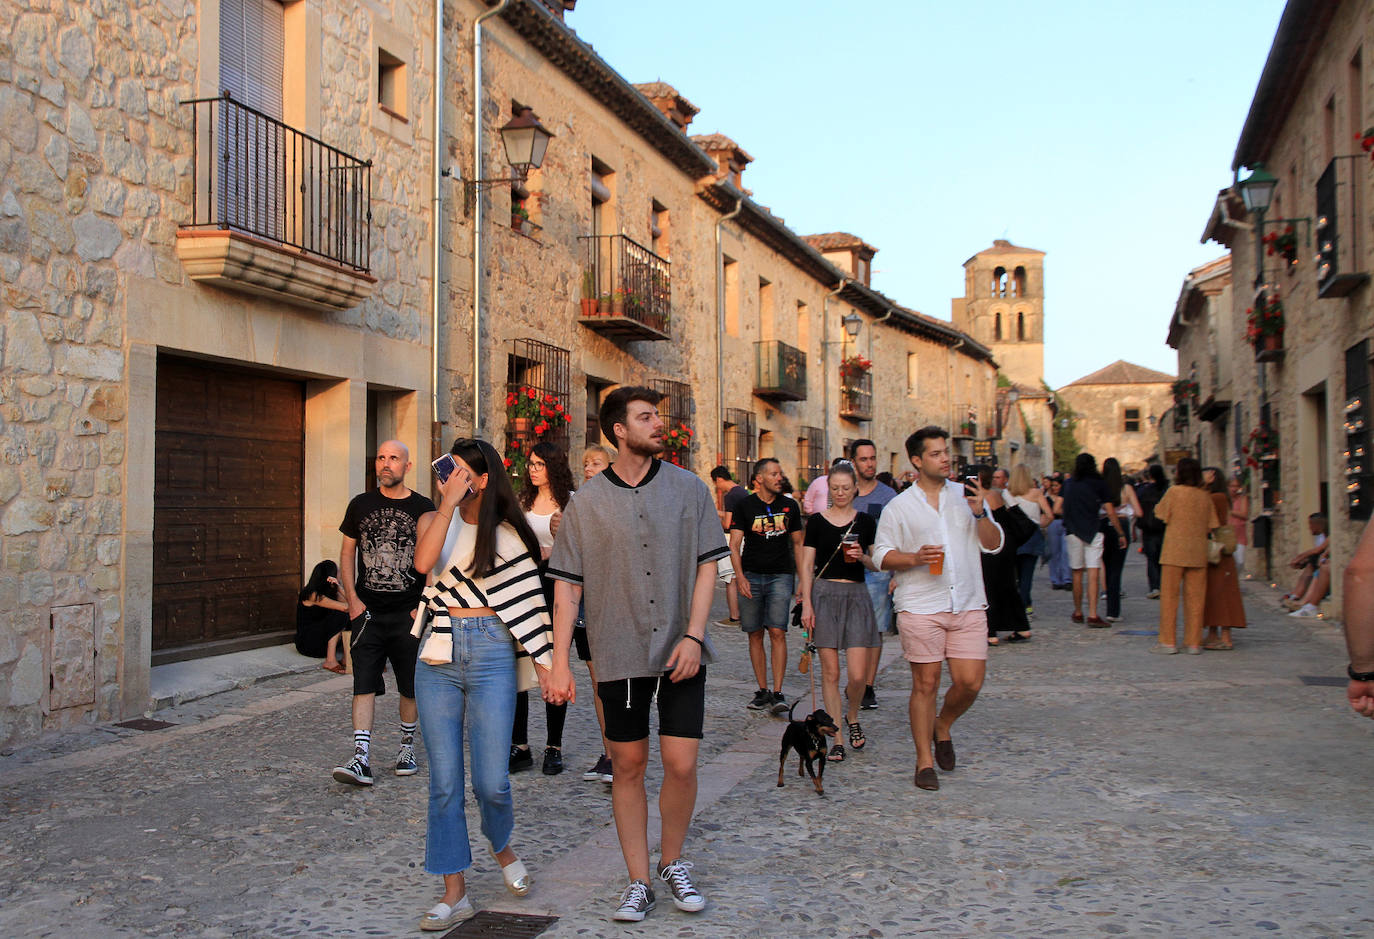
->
xmin=848 ymin=721 xmax=866 ymax=750
xmin=827 ymin=744 xmax=845 ymax=762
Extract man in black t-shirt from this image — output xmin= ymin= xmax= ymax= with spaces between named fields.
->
xmin=729 ymin=458 xmax=803 ymax=714
xmin=332 ymin=440 xmax=435 ymax=786
xmin=711 ymin=465 xmax=749 ymax=627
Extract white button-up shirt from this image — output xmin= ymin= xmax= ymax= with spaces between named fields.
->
xmin=871 ymin=479 xmax=1004 ymax=615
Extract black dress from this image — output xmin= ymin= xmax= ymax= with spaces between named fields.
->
xmin=981 ymin=505 xmax=1030 ymax=636
xmin=295 ymin=601 xmax=348 ymax=657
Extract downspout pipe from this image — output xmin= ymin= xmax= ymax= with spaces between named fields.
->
xmin=429 ymin=0 xmax=445 ymax=458
xmin=821 ymin=278 xmax=847 ymax=456
xmin=947 ymin=337 xmax=965 ymax=434
xmin=471 ymin=0 xmax=513 ymax=438
xmin=715 ymin=196 xmax=743 ymax=464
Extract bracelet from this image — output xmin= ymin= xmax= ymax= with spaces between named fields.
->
xmin=682 ymin=634 xmax=704 ymax=647
xmin=436 ymin=510 xmax=452 ymax=520
xmin=973 ymin=510 xmax=987 ymax=519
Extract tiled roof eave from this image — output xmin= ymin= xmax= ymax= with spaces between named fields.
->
xmin=495 ymin=1 xmax=718 ymax=178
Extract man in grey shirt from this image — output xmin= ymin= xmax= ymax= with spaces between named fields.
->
xmin=547 ymin=386 xmax=728 ymax=924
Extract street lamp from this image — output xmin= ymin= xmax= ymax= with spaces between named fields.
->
xmin=449 ymin=106 xmax=556 ymax=214
xmin=1237 ymin=162 xmax=1310 ymax=286
xmin=841 ymin=311 xmax=862 ymax=339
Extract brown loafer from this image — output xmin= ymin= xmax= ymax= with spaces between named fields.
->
xmin=914 ymin=766 xmax=939 ymax=790
xmin=1070 ymin=611 xmax=1085 ymax=624
xmin=933 ymin=737 xmax=956 ymax=772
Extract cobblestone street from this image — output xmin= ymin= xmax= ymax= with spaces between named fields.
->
xmin=2 ymin=552 xmax=1371 ymax=937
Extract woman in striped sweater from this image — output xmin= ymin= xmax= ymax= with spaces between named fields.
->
xmin=410 ymin=437 xmax=555 ymax=931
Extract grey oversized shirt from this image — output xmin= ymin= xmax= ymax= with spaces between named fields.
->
xmin=548 ymin=459 xmax=730 ymax=683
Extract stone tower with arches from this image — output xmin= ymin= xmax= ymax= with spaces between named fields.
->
xmin=951 ymin=239 xmax=1046 ymax=390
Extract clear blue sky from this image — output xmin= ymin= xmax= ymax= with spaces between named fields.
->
xmin=564 ymin=0 xmax=1287 ymax=388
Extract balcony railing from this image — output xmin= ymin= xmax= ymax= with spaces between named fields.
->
xmin=839 ymin=370 xmax=872 ymax=421
xmin=578 ymin=234 xmax=670 ymax=341
xmin=183 ymin=92 xmax=371 ymax=272
xmin=754 ymin=340 xmax=807 ymax=401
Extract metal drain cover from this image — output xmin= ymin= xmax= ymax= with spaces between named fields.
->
xmin=1298 ymin=675 xmax=1346 ymax=687
xmin=114 ymin=718 xmax=178 ymax=731
xmin=445 ymin=911 xmax=558 ymax=938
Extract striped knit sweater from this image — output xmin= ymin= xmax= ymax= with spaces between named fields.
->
xmin=413 ymin=516 xmax=554 ymax=690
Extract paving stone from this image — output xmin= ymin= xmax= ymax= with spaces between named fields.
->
xmin=0 ymin=552 xmax=1371 ymax=936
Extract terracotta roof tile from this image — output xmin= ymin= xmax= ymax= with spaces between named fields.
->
xmin=1063 ymin=359 xmax=1176 ymax=387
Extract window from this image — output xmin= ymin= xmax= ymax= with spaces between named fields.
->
xmin=796 ymin=300 xmax=810 ymax=360
xmin=1124 ymin=407 xmax=1141 ymax=433
xmin=723 ymin=407 xmax=756 ymax=486
xmin=906 ymin=353 xmax=919 ymax=397
xmin=798 ymin=425 xmax=825 ymax=488
xmin=758 ymin=277 xmax=774 ymax=340
xmin=651 ymin=200 xmax=669 ymax=258
xmin=723 ymin=255 xmax=739 ymax=336
xmin=1017 ymin=310 xmax=1025 ymax=341
xmin=994 ymin=312 xmax=1002 ymax=342
xmin=993 ymin=266 xmax=1007 ymax=297
xmin=378 ymin=48 xmax=407 ymax=119
xmin=1014 ymin=266 xmax=1027 ymax=298
xmin=218 ymin=0 xmax=285 ymax=237
xmin=856 ymin=255 xmax=870 ymax=286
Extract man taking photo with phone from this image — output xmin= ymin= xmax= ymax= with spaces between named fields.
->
xmin=872 ymin=426 xmax=1003 ymax=792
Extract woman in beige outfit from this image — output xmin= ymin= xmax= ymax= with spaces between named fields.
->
xmin=1153 ymin=458 xmax=1219 ymax=655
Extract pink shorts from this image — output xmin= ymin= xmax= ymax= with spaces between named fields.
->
xmin=896 ymin=610 xmax=989 ymax=664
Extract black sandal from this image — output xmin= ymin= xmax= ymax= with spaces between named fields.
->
xmin=827 ymin=744 xmax=845 ymax=762
xmin=848 ymin=721 xmax=866 ymax=750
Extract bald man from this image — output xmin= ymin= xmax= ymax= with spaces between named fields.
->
xmin=333 ymin=440 xmax=436 ymax=786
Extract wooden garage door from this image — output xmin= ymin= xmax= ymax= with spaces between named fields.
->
xmin=152 ymin=357 xmax=304 ymax=661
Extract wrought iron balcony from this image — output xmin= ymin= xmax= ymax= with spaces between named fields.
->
xmin=176 ymin=92 xmax=375 ymax=311
xmin=952 ymin=404 xmax=978 ymax=439
xmin=754 ymin=340 xmax=807 ymax=401
xmin=578 ymin=234 xmax=670 ymax=341
xmin=839 ymin=370 xmax=872 ymax=421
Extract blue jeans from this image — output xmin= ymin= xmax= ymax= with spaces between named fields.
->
xmin=865 ymin=569 xmax=894 ymax=634
xmin=739 ymin=572 xmax=795 ymax=632
xmin=1047 ymin=519 xmax=1071 ymax=587
xmin=414 ymin=615 xmax=518 ymax=875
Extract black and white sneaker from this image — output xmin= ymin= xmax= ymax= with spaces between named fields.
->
xmin=612 ymin=879 xmax=656 ymax=922
xmin=333 ymin=750 xmax=373 ymax=786
xmin=583 ymin=754 xmax=609 ymax=781
xmin=747 ymin=688 xmax=772 ymax=710
xmin=395 ymin=742 xmax=418 ymax=776
xmin=860 ymin=685 xmax=878 ymax=710
xmin=768 ymin=691 xmax=789 ymax=716
xmin=658 ymin=859 xmax=706 ymax=912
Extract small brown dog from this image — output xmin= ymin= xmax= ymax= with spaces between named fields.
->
xmin=777 ymin=702 xmax=840 ymax=795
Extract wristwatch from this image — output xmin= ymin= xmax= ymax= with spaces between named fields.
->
xmin=1349 ymin=664 xmax=1374 ymax=682
xmin=972 ymin=510 xmax=987 ymax=519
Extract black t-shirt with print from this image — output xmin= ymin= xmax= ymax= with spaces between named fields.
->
xmin=730 ymin=492 xmax=803 ymax=574
xmin=339 ymin=489 xmax=436 ymax=613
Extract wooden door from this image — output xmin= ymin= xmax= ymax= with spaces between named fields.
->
xmin=152 ymin=357 xmax=304 ymax=660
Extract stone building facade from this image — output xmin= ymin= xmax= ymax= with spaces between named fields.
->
xmin=1188 ymin=0 xmax=1374 ymax=611
xmin=1056 ymin=361 xmax=1176 ymax=472
xmin=1166 ymin=256 xmax=1239 ymax=473
xmin=0 ymin=0 xmax=1001 ymax=745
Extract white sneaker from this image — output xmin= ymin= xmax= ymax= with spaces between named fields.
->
xmin=658 ymin=859 xmax=706 ymax=912
xmin=1289 ymin=604 xmax=1320 ymax=617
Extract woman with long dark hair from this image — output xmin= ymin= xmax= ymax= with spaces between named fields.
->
xmin=1100 ymin=458 xmax=1142 ymax=623
xmin=1137 ymin=464 xmax=1169 ymax=599
xmin=1152 ymin=458 xmax=1219 ymax=655
xmin=295 ymin=559 xmax=349 ymax=658
xmin=510 ymin=441 xmax=575 ymax=775
xmin=410 ymin=438 xmax=555 ymax=930
xmin=1202 ymin=467 xmax=1247 ymax=650
xmin=1045 ymin=475 xmax=1072 ymax=590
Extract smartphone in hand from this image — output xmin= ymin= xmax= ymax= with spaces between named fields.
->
xmin=964 ymin=475 xmax=980 ymax=498
xmin=432 ymin=454 xmax=457 ymax=484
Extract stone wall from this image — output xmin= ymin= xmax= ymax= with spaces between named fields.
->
xmin=1057 ymin=382 xmax=1175 ymax=471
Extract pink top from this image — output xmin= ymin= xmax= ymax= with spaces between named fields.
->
xmin=1229 ymin=492 xmax=1249 ymax=546
xmin=803 ymin=475 xmax=830 ymax=514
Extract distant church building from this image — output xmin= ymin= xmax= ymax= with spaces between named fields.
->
xmin=951 ymin=240 xmax=1053 ymax=474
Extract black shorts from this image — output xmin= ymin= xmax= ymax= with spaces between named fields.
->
xmin=573 ymin=626 xmax=591 ymax=662
xmin=350 ymin=609 xmax=419 ymax=699
xmin=597 ymin=668 xmax=706 ymax=743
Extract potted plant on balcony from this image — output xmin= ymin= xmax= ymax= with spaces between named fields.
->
xmin=1243 ymin=424 xmax=1279 ymax=467
xmin=839 ymin=353 xmax=872 ymax=384
xmin=580 ymin=272 xmax=598 ymax=317
xmin=664 ymin=421 xmax=694 ymax=467
xmin=511 ymin=204 xmax=530 ymax=235
xmin=1171 ymin=378 xmax=1199 ymax=407
xmin=506 ymin=385 xmax=541 ymax=438
xmin=1359 ymin=126 xmax=1374 ymax=158
xmin=1262 ymin=225 xmax=1298 ymax=267
xmin=1245 ymin=293 xmax=1284 ymax=354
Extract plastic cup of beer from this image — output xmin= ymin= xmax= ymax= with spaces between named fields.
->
xmin=929 ymin=546 xmax=946 ymax=575
xmin=842 ymin=529 xmax=861 ymax=560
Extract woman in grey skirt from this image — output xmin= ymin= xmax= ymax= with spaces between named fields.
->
xmin=798 ymin=461 xmax=881 ymax=762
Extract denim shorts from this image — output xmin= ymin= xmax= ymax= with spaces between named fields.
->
xmin=738 ymin=571 xmax=795 ymax=633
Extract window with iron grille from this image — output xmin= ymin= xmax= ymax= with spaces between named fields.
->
xmin=723 ymin=407 xmax=756 ymax=486
xmin=651 ymin=378 xmax=694 ymax=469
xmin=798 ymin=425 xmax=826 ymax=488
xmin=505 ymin=339 xmax=570 ymax=477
